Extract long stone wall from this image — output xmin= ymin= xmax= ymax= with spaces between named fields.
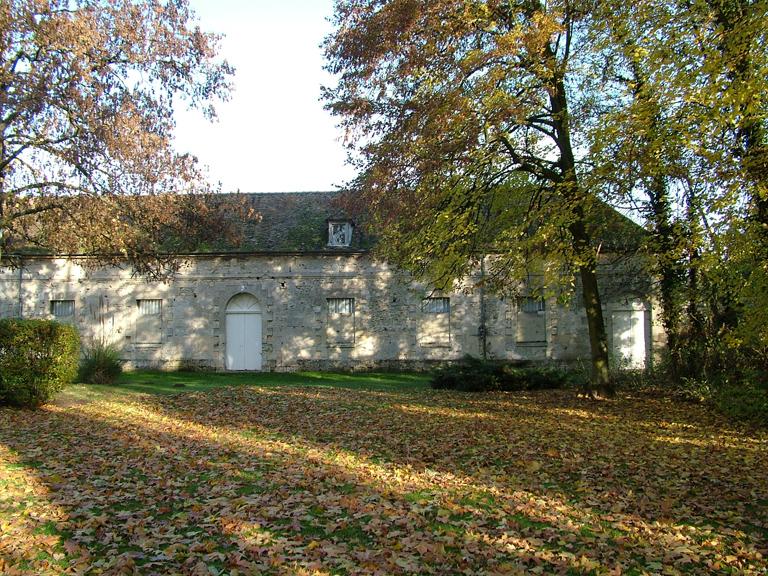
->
xmin=0 ymin=253 xmax=663 ymax=371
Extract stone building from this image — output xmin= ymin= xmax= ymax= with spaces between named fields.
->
xmin=0 ymin=192 xmax=661 ymax=371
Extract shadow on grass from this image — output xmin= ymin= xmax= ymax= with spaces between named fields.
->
xmin=0 ymin=392 xmax=602 ymax=575
xmin=2 ymin=383 xmax=767 ymax=574
xmin=77 ymin=370 xmax=429 ymax=396
xmin=155 ymin=386 xmax=768 ymax=520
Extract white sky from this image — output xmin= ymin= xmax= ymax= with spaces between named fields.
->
xmin=172 ymin=0 xmax=356 ymax=193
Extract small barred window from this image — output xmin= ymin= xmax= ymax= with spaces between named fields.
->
xmin=327 ymin=297 xmax=354 ymax=315
xmin=519 ymin=297 xmax=545 ymax=313
xmin=137 ymin=299 xmax=162 ymax=315
xmin=422 ymin=297 xmax=450 ymax=314
xmin=50 ymin=300 xmax=75 ymax=317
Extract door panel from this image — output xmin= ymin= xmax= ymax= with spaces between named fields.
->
xmin=226 ymin=313 xmax=262 ymax=371
xmin=243 ymin=313 xmax=262 ymax=370
xmin=612 ymin=310 xmax=646 ymax=369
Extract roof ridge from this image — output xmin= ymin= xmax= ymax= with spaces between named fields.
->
xmin=224 ymin=190 xmax=340 ymax=196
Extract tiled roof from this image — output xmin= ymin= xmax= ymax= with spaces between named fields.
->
xmin=5 ymin=190 xmax=642 ymax=257
xmin=219 ymin=191 xmax=643 ymax=254
xmin=219 ymin=191 xmax=372 ymax=252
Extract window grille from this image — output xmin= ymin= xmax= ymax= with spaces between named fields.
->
xmin=327 ymin=297 xmax=354 ymax=315
xmin=519 ymin=297 xmax=545 ymax=313
xmin=422 ymin=297 xmax=450 ymax=314
xmin=328 ymin=221 xmax=353 ymax=247
xmin=137 ymin=299 xmax=162 ymax=316
xmin=50 ymin=300 xmax=75 ymax=317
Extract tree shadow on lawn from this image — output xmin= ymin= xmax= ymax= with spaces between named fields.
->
xmin=148 ymin=387 xmax=768 ymax=562
xmin=109 ymin=370 xmax=431 ymax=394
xmin=1 ymin=399 xmax=598 ymax=575
xmin=0 ymin=387 xmax=766 ymax=575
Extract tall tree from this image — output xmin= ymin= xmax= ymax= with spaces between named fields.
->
xmin=704 ymin=0 xmax=768 ymax=368
xmin=0 ymin=0 xmax=235 ymax=277
xmin=585 ymin=1 xmax=691 ymax=375
xmin=589 ymin=0 xmax=768 ymax=374
xmin=324 ymin=0 xmax=619 ymax=396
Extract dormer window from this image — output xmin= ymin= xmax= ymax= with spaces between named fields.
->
xmin=328 ymin=221 xmax=353 ymax=247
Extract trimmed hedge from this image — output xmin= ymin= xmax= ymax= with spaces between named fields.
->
xmin=431 ymin=356 xmax=578 ymax=392
xmin=0 ymin=318 xmax=80 ymax=407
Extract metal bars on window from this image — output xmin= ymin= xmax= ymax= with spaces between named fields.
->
xmin=519 ymin=296 xmax=545 ymax=313
xmin=422 ymin=297 xmax=450 ymax=314
xmin=327 ymin=297 xmax=354 ymax=315
xmin=50 ymin=300 xmax=75 ymax=317
xmin=137 ymin=299 xmax=162 ymax=316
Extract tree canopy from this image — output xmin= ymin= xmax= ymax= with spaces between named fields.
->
xmin=323 ymin=0 xmax=636 ymax=395
xmin=0 ymin=0 xmax=237 ymax=277
xmin=323 ymin=0 xmax=768 ymax=390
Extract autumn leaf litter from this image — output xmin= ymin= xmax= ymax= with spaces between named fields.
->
xmin=0 ymin=384 xmax=766 ymax=575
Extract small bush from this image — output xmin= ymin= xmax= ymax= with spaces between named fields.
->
xmin=712 ymin=383 xmax=768 ymax=425
xmin=431 ymin=356 xmax=576 ymax=392
xmin=79 ymin=342 xmax=123 ymax=385
xmin=708 ymin=369 xmax=768 ymax=426
xmin=0 ymin=318 xmax=80 ymax=407
xmin=606 ymin=356 xmax=768 ymax=425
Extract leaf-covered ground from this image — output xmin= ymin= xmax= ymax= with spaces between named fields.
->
xmin=1 ymin=379 xmax=766 ymax=575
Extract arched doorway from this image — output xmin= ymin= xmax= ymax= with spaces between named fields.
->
xmin=225 ymin=293 xmax=262 ymax=370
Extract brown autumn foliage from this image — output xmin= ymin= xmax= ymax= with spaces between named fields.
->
xmin=322 ymin=1 xmax=616 ymax=395
xmin=0 ymin=0 xmax=238 ymax=277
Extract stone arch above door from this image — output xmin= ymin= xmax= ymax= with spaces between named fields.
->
xmin=226 ymin=292 xmax=262 ymax=314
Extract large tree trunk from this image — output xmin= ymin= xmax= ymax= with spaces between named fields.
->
xmin=581 ymin=267 xmax=612 ymax=396
xmin=648 ymin=173 xmax=685 ymax=377
xmin=570 ymin=216 xmax=613 ymax=398
xmin=682 ymin=188 xmax=707 ymax=377
xmin=1 ymin=134 xmax=5 ymax=264
xmin=622 ymin=47 xmax=686 ymax=378
xmin=741 ymin=121 xmax=768 ymax=234
xmin=548 ymin=67 xmax=613 ymax=398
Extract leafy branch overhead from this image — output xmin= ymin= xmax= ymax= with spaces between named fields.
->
xmin=322 ymin=0 xmax=768 ymax=387
xmin=0 ymin=0 xmax=237 ymax=276
xmin=323 ymin=0 xmax=632 ymax=395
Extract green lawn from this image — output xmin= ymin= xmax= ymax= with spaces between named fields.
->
xmin=1 ymin=371 xmax=766 ymax=575
xmin=59 ymin=370 xmax=430 ymax=403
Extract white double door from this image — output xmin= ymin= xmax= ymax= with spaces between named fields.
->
xmin=225 ymin=293 xmax=262 ymax=371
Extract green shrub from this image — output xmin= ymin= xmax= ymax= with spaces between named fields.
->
xmin=79 ymin=342 xmax=123 ymax=385
xmin=706 ymin=369 xmax=768 ymax=426
xmin=712 ymin=383 xmax=768 ymax=425
xmin=0 ymin=318 xmax=80 ymax=407
xmin=605 ymin=356 xmax=767 ymax=425
xmin=431 ymin=356 xmax=577 ymax=392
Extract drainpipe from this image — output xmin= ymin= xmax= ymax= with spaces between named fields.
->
xmin=17 ymin=256 xmax=23 ymax=318
xmin=479 ymin=256 xmax=488 ymax=360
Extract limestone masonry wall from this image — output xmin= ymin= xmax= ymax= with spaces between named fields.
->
xmin=0 ymin=254 xmax=663 ymax=371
